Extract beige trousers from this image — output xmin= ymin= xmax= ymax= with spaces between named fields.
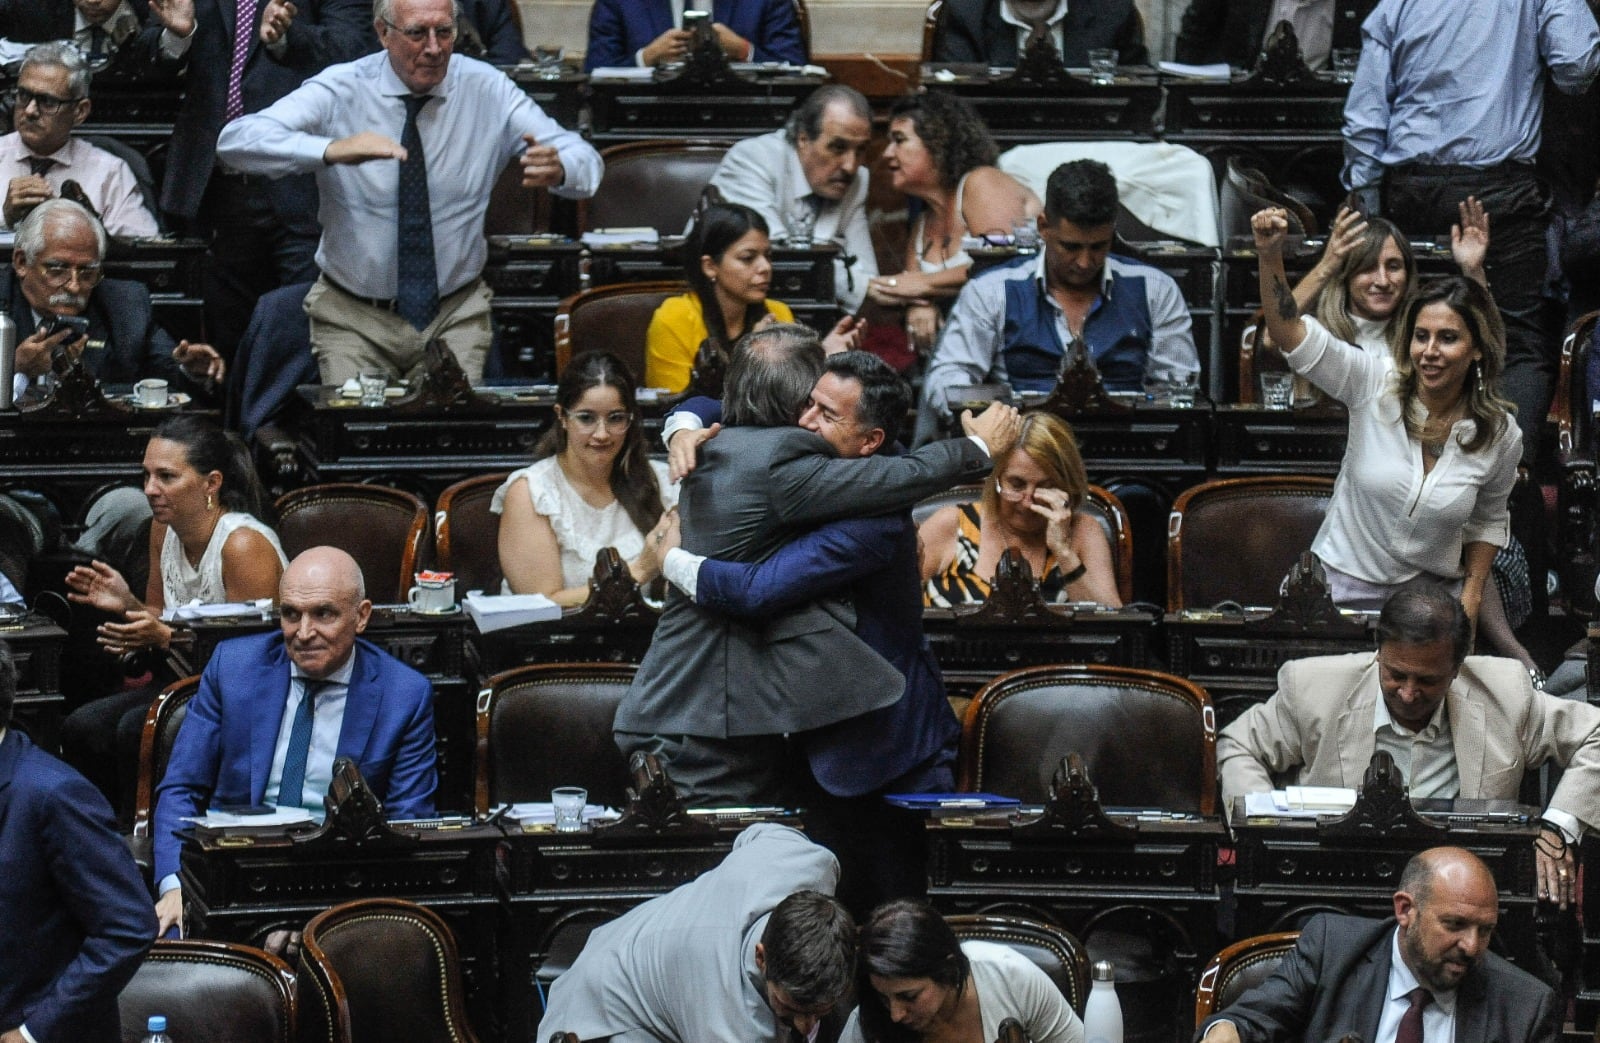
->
xmin=303 ymin=275 xmax=494 ymax=385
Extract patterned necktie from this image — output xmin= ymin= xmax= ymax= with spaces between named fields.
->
xmin=1395 ymin=986 xmax=1432 ymax=1043
xmin=88 ymin=24 xmax=108 ymax=61
xmin=276 ymin=678 xmax=330 ymax=809
xmin=223 ymin=0 xmax=259 ymax=122
xmin=396 ymin=94 xmax=439 ymax=331
xmin=26 ymin=156 xmax=55 ymax=177
xmin=790 ymin=194 xmax=821 ymax=242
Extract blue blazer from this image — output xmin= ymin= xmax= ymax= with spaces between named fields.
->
xmin=3 ymin=270 xmax=189 ymax=389
xmin=677 ymin=397 xmax=960 ymax=796
xmin=154 ymin=632 xmax=438 ymax=882
xmin=583 ymin=0 xmax=806 ymax=71
xmin=0 ymin=730 xmax=154 ymax=1043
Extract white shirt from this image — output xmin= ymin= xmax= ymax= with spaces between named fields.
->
xmin=1375 ymin=929 xmax=1457 ymax=1043
xmin=1284 ymin=317 xmax=1520 ymax=584
xmin=266 ymin=654 xmax=357 ymax=815
xmin=215 ymin=52 xmax=601 ymax=299
xmin=1372 ymin=689 xmax=1459 ymax=800
xmin=0 ymin=133 xmax=159 ymax=238
xmin=999 ymin=0 xmax=1070 ymax=61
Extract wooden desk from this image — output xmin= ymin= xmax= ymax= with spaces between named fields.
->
xmin=0 ymin=406 xmax=170 ymax=522
xmin=170 ymin=608 xmax=478 ymax=812
xmin=500 ymin=67 xmax=586 ymax=130
xmin=587 ymin=69 xmax=824 ymax=142
xmin=0 ymin=612 xmax=68 ymax=752
xmin=1211 ymin=404 xmax=1349 ymax=477
xmin=483 ymin=238 xmax=586 ymax=380
xmin=923 ymin=605 xmax=1160 ymax=700
xmin=920 ymin=65 xmax=1162 ymax=144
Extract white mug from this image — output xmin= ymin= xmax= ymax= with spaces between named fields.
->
xmin=134 ymin=378 xmax=169 ymax=407
xmin=408 ymin=577 xmax=456 ymax=613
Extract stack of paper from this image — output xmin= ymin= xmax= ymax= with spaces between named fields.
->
xmin=1242 ymin=787 xmax=1358 ymax=818
xmin=163 ymin=599 xmax=274 ymax=621
xmin=184 ymin=806 xmax=315 ymax=828
xmin=463 ymin=591 xmax=561 ymax=632
xmin=1158 ymin=61 xmax=1233 ymax=79
xmin=581 ymin=227 xmax=661 ymax=246
xmin=503 ymin=802 xmax=618 ymax=826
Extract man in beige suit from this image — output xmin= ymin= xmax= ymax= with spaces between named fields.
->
xmin=1218 ymin=582 xmax=1600 ymax=909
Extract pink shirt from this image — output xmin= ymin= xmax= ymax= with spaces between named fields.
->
xmin=0 ymin=132 xmax=159 ymax=238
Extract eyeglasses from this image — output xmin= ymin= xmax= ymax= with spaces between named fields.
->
xmin=382 ymin=18 xmax=456 ymax=43
xmin=565 ymin=409 xmax=633 ymax=432
xmin=35 ymin=260 xmax=103 ymax=287
xmin=5 ymin=86 xmax=81 ymax=117
xmin=995 ymin=478 xmax=1056 ymax=502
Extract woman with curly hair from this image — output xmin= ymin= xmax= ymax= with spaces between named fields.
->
xmin=865 ymin=92 xmax=1040 ymax=358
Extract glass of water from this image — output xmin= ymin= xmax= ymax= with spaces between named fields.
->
xmin=1088 ymin=48 xmax=1118 ymax=85
xmin=533 ymin=43 xmax=565 ymax=79
xmin=358 ymin=369 xmax=388 ymax=407
xmin=552 ymin=786 xmax=588 ymax=832
xmin=1259 ymin=370 xmax=1295 ymax=410
xmin=1331 ymin=48 xmax=1360 ymax=83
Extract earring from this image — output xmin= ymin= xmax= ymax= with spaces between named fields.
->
xmin=206 ymin=494 xmax=214 ymax=511
xmin=1473 ymin=360 xmax=1483 ymax=390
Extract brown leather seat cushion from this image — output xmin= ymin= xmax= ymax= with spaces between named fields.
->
xmin=485 ymin=669 xmax=635 ymax=811
xmin=119 ymin=941 xmax=295 ymax=1043
xmin=1176 ymin=486 xmax=1330 ymax=609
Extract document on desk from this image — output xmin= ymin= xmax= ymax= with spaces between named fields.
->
xmin=1243 ymin=787 xmax=1358 ymax=818
xmin=1158 ymin=61 xmax=1232 ymax=80
xmin=463 ymin=591 xmax=561 ymax=632
xmin=184 ymin=806 xmax=316 ymax=828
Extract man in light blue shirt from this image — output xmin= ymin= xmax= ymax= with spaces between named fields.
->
xmin=216 ymin=0 xmax=602 ymax=385
xmin=1342 ymin=0 xmax=1600 ymax=460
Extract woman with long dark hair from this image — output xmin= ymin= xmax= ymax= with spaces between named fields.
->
xmin=845 ymin=899 xmax=1083 ymax=1043
xmin=493 ymin=351 xmax=677 ymax=603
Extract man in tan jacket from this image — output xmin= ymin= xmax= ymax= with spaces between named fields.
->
xmin=1218 ymin=581 xmax=1600 ymax=909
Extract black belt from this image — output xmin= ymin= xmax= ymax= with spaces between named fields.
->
xmin=1388 ymin=159 xmax=1534 ymax=179
xmin=323 ymin=275 xmax=398 ymax=313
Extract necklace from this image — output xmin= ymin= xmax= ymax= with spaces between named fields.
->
xmin=1419 ymin=399 xmax=1465 ymax=458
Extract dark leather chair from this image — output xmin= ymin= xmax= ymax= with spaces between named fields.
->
xmin=578 ymin=141 xmax=731 ymax=235
xmin=948 ymin=914 xmax=1092 ymax=1015
xmin=298 ymin=898 xmax=480 ymax=1043
xmin=911 ymin=483 xmax=1136 ymax=605
xmin=485 ymin=155 xmax=553 ymax=235
xmin=119 ymin=939 xmax=296 ymax=1043
xmin=957 ymin=663 xmax=1217 ymax=814
xmin=131 ymin=676 xmax=201 ymax=852
xmin=434 ymin=473 xmax=510 ymax=596
xmin=921 ymin=0 xmax=945 ymax=60
xmin=1193 ymin=931 xmax=1300 ymax=1025
xmin=85 ymin=134 xmax=161 ymax=233
xmin=475 ymin=663 xmax=637 ymax=815
xmin=1220 ymin=156 xmax=1317 ymax=242
xmin=553 ymin=280 xmax=686 ymax=382
xmin=273 ymin=483 xmax=430 ymax=604
xmin=791 ymin=0 xmax=812 ymax=59
xmin=1166 ymin=476 xmax=1335 ymax=612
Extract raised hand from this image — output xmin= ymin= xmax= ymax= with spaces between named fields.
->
xmin=668 ymin=423 xmax=719 ymax=482
xmin=962 ymin=403 xmax=1021 ymax=458
xmin=519 ymin=134 xmax=565 ymax=189
xmin=65 ymin=559 xmax=140 ymax=615
xmin=640 ymin=27 xmax=690 ymax=66
xmin=1451 ymin=195 xmax=1490 ymax=282
xmin=259 ymin=0 xmax=297 ymax=44
xmin=147 ymin=0 xmax=196 ymax=36
xmin=323 ymin=132 xmax=406 ymax=165
xmin=821 ymin=315 xmax=864 ymax=355
xmin=1251 ymin=207 xmax=1291 ymax=255
xmin=173 ymin=340 xmax=226 ymax=383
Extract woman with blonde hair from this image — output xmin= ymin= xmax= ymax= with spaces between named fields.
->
xmin=920 ymin=411 xmax=1119 ymax=607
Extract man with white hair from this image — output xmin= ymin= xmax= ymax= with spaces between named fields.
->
xmin=4 ymin=198 xmax=222 ymax=402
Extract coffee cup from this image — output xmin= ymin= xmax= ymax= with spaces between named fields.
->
xmin=134 ymin=378 xmax=169 ymax=408
xmin=407 ymin=574 xmax=456 ymax=613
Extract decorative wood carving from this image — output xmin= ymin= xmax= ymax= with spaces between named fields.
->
xmin=293 ymin=757 xmax=420 ymax=851
xmin=1260 ymin=552 xmax=1367 ymax=632
xmin=1040 ymin=335 xmax=1132 ymax=415
xmin=1319 ymin=751 xmax=1447 ymax=842
xmin=592 ymin=751 xmax=714 ymax=842
xmin=1247 ymin=21 xmax=1316 ymax=87
xmin=564 ymin=548 xmax=661 ymax=626
xmin=1014 ymin=753 xmax=1138 ymax=842
xmin=956 ymin=549 xmax=1075 ymax=627
xmin=389 ymin=338 xmax=495 ymax=412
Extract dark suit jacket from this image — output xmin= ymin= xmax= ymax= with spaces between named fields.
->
xmin=0 ymin=0 xmax=149 ymax=43
xmin=583 ymin=0 xmax=806 ymax=71
xmin=458 ymin=0 xmax=530 ymax=64
xmin=136 ymin=0 xmax=373 ymax=223
xmin=933 ymin=0 xmax=1149 ymax=67
xmin=0 ymin=729 xmax=154 ymax=1043
xmin=1173 ymin=0 xmax=1374 ymax=69
xmin=617 ymin=425 xmax=991 ymax=739
xmin=1199 ymin=914 xmax=1559 ymax=1043
xmin=3 ymin=269 xmax=187 ymax=387
xmin=154 ymin=632 xmax=438 ymax=882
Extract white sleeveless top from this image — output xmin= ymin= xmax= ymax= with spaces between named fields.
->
xmin=160 ymin=512 xmax=287 ymax=606
xmin=914 ymin=171 xmax=976 ymax=274
xmin=491 ymin=456 xmax=678 ymax=591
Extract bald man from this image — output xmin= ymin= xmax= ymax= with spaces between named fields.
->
xmin=1198 ymin=847 xmax=1558 ymax=1043
xmin=152 ymin=547 xmax=437 ymax=935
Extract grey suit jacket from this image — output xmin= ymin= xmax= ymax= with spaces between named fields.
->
xmin=616 ymin=426 xmax=991 ymax=738
xmin=1198 ymin=914 xmax=1557 ymax=1043
xmin=1217 ymin=652 xmax=1600 ymax=830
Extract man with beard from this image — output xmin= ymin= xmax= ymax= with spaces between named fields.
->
xmin=1198 ymin=847 xmax=1557 ymax=1043
xmin=919 ymin=159 xmax=1198 ymax=438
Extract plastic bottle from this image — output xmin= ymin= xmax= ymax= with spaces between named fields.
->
xmin=142 ymin=1014 xmax=173 ymax=1043
xmin=0 ymin=306 xmax=15 ymax=411
xmin=1083 ymin=960 xmax=1123 ymax=1043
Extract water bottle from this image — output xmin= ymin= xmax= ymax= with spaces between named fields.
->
xmin=1083 ymin=960 xmax=1123 ymax=1043
xmin=0 ymin=306 xmax=15 ymax=410
xmin=141 ymin=1014 xmax=173 ymax=1043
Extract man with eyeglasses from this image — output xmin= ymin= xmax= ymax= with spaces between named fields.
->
xmin=216 ymin=0 xmax=601 ymax=385
xmin=5 ymin=198 xmax=223 ymax=403
xmin=1217 ymin=581 xmax=1600 ymax=911
xmin=0 ymin=43 xmax=158 ymax=238
xmin=137 ymin=0 xmax=373 ymax=361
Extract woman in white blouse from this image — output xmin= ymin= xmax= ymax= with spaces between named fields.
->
xmin=1253 ymin=207 xmax=1519 ymax=629
xmin=842 ymin=899 xmax=1083 ymax=1043
xmin=493 ymin=352 xmax=677 ymax=604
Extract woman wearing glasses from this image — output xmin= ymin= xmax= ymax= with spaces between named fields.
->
xmin=920 ymin=412 xmax=1120 ymax=607
xmin=493 ymin=351 xmax=678 ymax=602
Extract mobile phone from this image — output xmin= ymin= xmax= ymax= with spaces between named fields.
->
xmin=40 ymin=314 xmax=89 ymax=341
xmin=682 ymin=8 xmax=709 ymax=29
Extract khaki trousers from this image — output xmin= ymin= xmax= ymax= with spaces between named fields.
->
xmin=304 ymin=275 xmax=494 ymax=385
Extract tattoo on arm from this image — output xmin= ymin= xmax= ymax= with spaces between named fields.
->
xmin=1272 ymin=275 xmax=1299 ymax=322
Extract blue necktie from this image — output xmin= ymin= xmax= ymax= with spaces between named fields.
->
xmin=276 ymin=679 xmax=328 ymax=809
xmin=396 ymin=94 xmax=438 ymax=331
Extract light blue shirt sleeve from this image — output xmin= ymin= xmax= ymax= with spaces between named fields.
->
xmin=922 ymin=271 xmax=1009 ymax=420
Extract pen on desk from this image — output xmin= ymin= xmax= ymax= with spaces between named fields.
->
xmin=937 ymin=799 xmax=991 ymax=808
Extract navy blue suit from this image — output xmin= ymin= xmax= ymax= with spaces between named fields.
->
xmin=0 ymin=729 xmax=154 ymax=1043
xmin=460 ymin=0 xmax=531 ymax=63
xmin=583 ymin=0 xmax=806 ymax=70
xmin=3 ymin=270 xmax=189 ymax=389
xmin=154 ymin=633 xmax=438 ymax=883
